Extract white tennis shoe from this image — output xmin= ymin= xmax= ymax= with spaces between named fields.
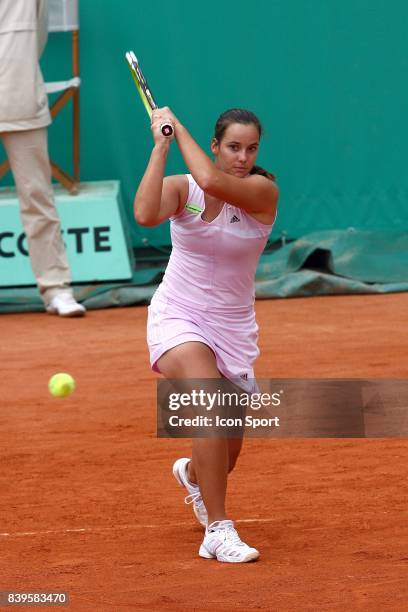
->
xmin=46 ymin=292 xmax=86 ymax=317
xmin=172 ymin=457 xmax=208 ymax=528
xmin=199 ymin=519 xmax=259 ymax=563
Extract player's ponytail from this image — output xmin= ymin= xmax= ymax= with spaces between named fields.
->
xmin=249 ymin=165 xmax=276 ymax=181
xmin=213 ymin=109 xmax=276 ymax=182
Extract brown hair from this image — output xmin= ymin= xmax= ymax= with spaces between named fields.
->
xmin=213 ymin=109 xmax=276 ymax=181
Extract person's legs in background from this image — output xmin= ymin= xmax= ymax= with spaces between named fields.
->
xmin=2 ymin=128 xmax=85 ymax=317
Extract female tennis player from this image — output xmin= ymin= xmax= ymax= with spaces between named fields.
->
xmin=134 ymin=107 xmax=278 ymax=563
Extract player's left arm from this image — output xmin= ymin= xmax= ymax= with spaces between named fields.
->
xmin=151 ymin=107 xmax=278 ymax=216
xmin=201 ymin=171 xmax=278 ymax=217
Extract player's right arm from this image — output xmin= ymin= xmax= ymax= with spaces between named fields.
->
xmin=134 ymin=117 xmax=188 ymax=226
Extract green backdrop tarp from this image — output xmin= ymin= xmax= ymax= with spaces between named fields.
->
xmin=1 ymin=0 xmax=407 ymax=250
xmin=256 ymin=229 xmax=408 ymax=284
xmin=2 ymin=230 xmax=407 ymax=313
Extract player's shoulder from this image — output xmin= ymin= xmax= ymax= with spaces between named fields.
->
xmin=164 ymin=174 xmax=189 ymax=192
xmin=246 ymin=172 xmax=278 ymax=188
xmin=163 ymin=175 xmax=189 ymax=216
xmin=245 ymin=173 xmax=279 ymax=202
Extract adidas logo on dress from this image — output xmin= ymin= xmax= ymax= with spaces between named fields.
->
xmin=240 ymin=373 xmax=248 ymax=380
xmin=230 ymin=215 xmax=240 ymax=223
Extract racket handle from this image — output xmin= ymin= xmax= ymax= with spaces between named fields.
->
xmin=160 ymin=123 xmax=174 ymax=137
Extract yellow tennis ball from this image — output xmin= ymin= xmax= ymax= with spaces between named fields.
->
xmin=48 ymin=373 xmax=75 ymax=398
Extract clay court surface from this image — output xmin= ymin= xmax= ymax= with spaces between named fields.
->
xmin=1 ymin=292 xmax=408 ymax=611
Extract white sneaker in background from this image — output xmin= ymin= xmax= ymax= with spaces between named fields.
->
xmin=46 ymin=292 xmax=86 ymax=318
xmin=199 ymin=519 xmax=259 ymax=563
xmin=172 ymin=457 xmax=208 ymax=528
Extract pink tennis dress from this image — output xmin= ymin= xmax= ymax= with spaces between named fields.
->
xmin=147 ymin=174 xmax=275 ymax=391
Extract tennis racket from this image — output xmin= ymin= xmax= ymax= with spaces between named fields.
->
xmin=125 ymin=51 xmax=173 ymax=137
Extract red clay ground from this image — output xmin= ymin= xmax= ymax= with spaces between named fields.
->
xmin=1 ymin=293 xmax=408 ymax=611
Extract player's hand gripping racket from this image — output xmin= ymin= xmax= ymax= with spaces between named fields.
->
xmin=125 ymin=51 xmax=174 ymax=137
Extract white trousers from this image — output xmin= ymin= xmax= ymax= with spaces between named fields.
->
xmin=1 ymin=128 xmax=72 ymax=304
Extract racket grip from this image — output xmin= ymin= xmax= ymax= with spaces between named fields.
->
xmin=160 ymin=123 xmax=174 ymax=137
